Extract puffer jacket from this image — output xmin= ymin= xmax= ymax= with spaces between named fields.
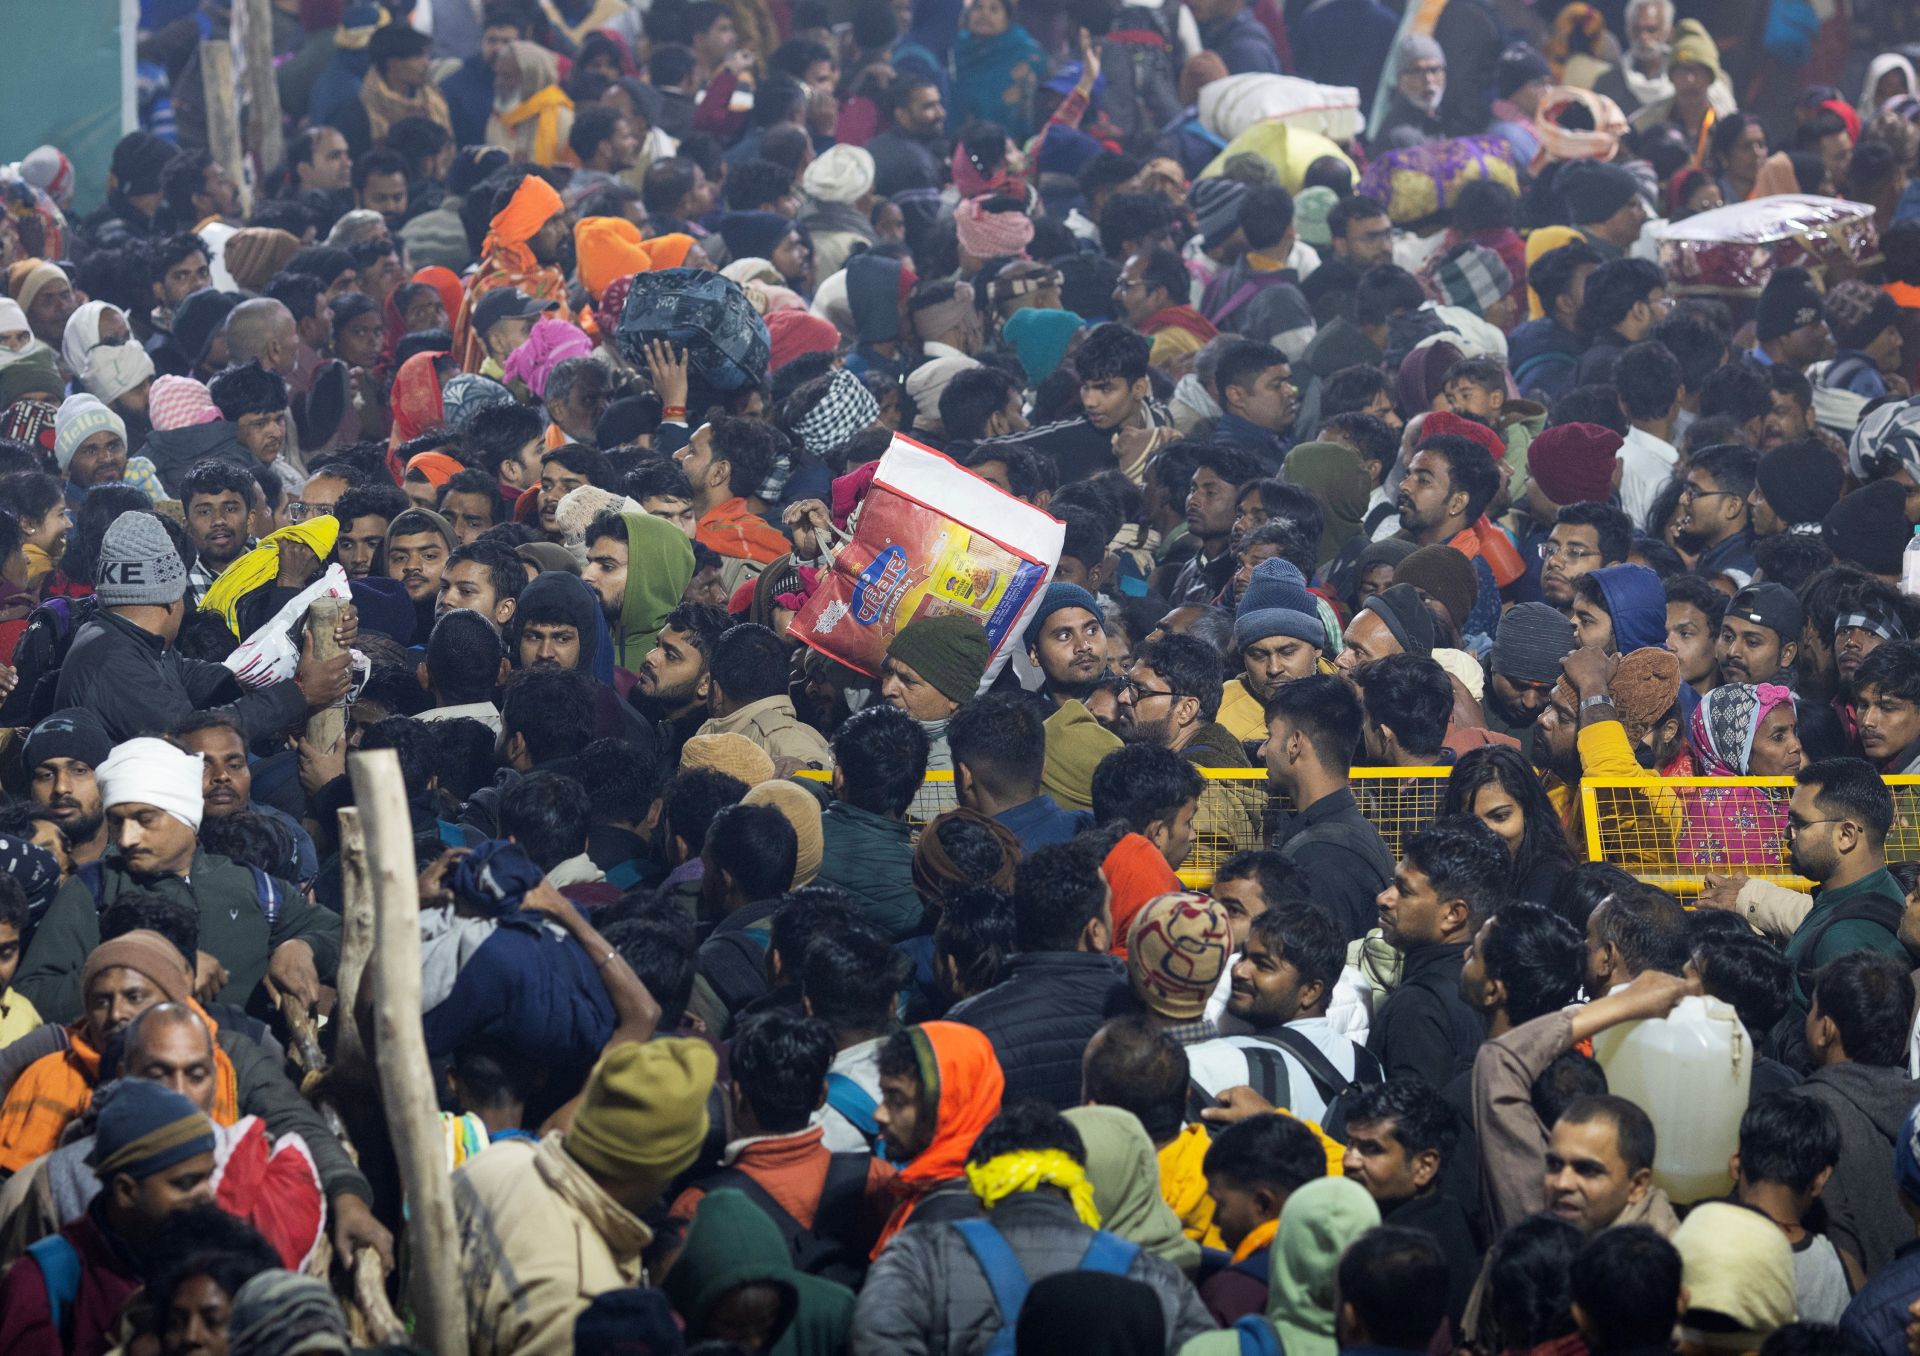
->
xmin=947 ymin=951 xmax=1129 ymax=1109
xmin=851 ymin=1192 xmax=1214 ymax=1356
xmin=815 ymin=802 xmax=924 ymax=941
xmin=142 ymin=418 xmax=252 ymax=498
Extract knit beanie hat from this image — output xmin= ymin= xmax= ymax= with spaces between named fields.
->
xmin=8 ymin=260 xmax=67 ymax=316
xmin=1003 ymin=308 xmax=1082 ymax=384
xmin=99 ymin=737 xmax=206 ymax=831
xmin=1024 ymin=580 xmax=1104 ymax=651
xmin=1561 ymin=161 xmax=1642 ymax=225
xmin=889 ymin=615 xmax=990 ymax=703
xmin=94 ymin=510 xmax=188 ymax=607
xmin=148 ymin=375 xmax=223 ymax=431
xmin=681 ymin=732 xmax=776 ymax=787
xmin=1433 ymin=245 xmax=1514 ymax=318
xmin=1606 ymin=646 xmax=1681 ymax=743
xmin=1362 ymin=583 xmax=1436 ymax=658
xmin=565 ymin=1038 xmax=717 ymax=1200
xmin=1673 ymin=1203 xmax=1795 ymax=1345
xmin=53 ymin=394 xmax=126 ymax=473
xmin=1756 ymin=440 xmax=1843 ymax=526
xmin=1394 ymin=545 xmax=1477 ymax=634
xmin=766 ymin=308 xmax=841 ymax=372
xmin=1421 ymin=409 xmax=1506 ymax=463
xmin=1292 ymin=187 xmax=1338 ymax=249
xmin=1496 ymin=44 xmax=1552 ymax=98
xmin=741 ymin=779 xmax=824 ymax=886
xmin=1043 ymin=699 xmax=1122 ymax=813
xmin=802 ymin=144 xmax=875 ymax=204
xmin=1235 ymin=558 xmax=1324 ymax=649
xmin=172 ymin=289 xmax=241 ymax=367
xmin=1825 ymin=480 xmax=1910 ymax=576
xmin=24 ymin=707 xmax=112 ymax=771
xmin=1126 ymin=892 xmax=1231 ymax=1020
xmin=576 ymin=1289 xmax=683 ymax=1356
xmin=88 ymin=1078 xmax=214 ymax=1182
xmin=1527 ymin=422 xmax=1623 ymax=507
xmin=717 ymin=211 xmax=794 ymax=266
xmin=1492 ymin=601 xmax=1576 ymax=683
xmin=81 ymin=929 xmax=195 ymax=1006
xmin=109 ymin=130 xmax=178 ymax=197
xmin=222 ymin=227 xmax=302 ymax=293
xmin=1191 ymin=178 xmax=1251 ymax=252
xmin=1756 ymin=267 xmax=1826 ymax=342
xmin=1827 ymin=279 xmax=1900 ymax=351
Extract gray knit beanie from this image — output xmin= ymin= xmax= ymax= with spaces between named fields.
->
xmin=94 ymin=511 xmax=187 ymax=607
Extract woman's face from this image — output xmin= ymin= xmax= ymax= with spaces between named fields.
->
xmin=1879 ymin=68 xmax=1912 ymax=104
xmin=1731 ymin=123 xmax=1768 ymax=178
xmin=771 ymin=231 xmax=811 ymax=285
xmin=967 ymin=0 xmax=1011 ymax=38
xmin=1683 ymin=180 xmax=1723 ymax=216
xmin=0 ymin=325 xmax=30 ymax=352
xmin=1747 ymin=702 xmax=1804 ymax=776
xmin=336 ymin=310 xmax=385 ymax=368
xmin=873 ymin=202 xmax=906 ymax=243
xmin=1470 ymin=781 xmax=1527 ymax=856
xmin=404 ymin=292 xmax=449 ymax=333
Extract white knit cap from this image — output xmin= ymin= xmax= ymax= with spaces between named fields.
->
xmin=98 ymin=737 xmax=206 ymax=831
xmin=802 ymin=144 xmax=876 ymax=204
xmin=84 ymin=344 xmax=156 ymax=406
xmin=53 ymin=394 xmax=128 ymax=473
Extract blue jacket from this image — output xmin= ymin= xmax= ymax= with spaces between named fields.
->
xmin=1290 ymin=0 xmax=1397 ymax=97
xmin=439 ymin=56 xmax=497 ymax=149
xmin=1509 ymin=317 xmax=1589 ymax=402
xmin=1201 ymin=9 xmax=1282 ymax=75
xmin=994 ymin=794 xmax=1092 ymax=853
xmin=1843 ymin=1238 xmax=1920 ymax=1356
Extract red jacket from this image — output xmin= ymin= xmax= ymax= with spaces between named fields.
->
xmin=0 ymin=1209 xmax=142 ymax=1356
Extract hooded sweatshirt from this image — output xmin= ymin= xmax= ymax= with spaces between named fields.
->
xmin=1790 ymin=1063 xmax=1920 ymax=1275
xmin=663 ymin=1187 xmax=856 ymax=1356
xmin=844 ymin=254 xmax=912 ymax=384
xmin=1177 ymin=1176 xmax=1382 ymax=1356
xmin=611 ymin=511 xmax=695 ymax=670
xmin=1063 ymin=1106 xmax=1201 ymax=1276
xmin=872 ymin=1022 xmax=1006 ymax=1255
xmin=144 ymin=419 xmax=251 ymax=498
xmin=1589 ymin=563 xmax=1668 ymax=654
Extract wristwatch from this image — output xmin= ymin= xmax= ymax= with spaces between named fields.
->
xmin=1579 ymin=693 xmax=1613 ymax=713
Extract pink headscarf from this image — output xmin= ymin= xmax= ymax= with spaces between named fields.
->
xmin=502 ymin=315 xmax=593 ymax=398
xmin=148 ymin=375 xmax=223 ymax=431
xmin=955 ymin=198 xmax=1035 ymax=260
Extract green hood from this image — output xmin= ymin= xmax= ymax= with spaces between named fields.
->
xmin=1064 ymin=1106 xmax=1201 ymax=1275
xmin=661 ymin=1188 xmax=855 ymax=1356
xmin=1268 ymin=1177 xmax=1382 ymax=1356
xmin=614 ymin=510 xmax=696 ymax=669
xmin=1282 ymin=442 xmax=1372 ymax=564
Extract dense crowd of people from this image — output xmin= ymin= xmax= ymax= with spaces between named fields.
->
xmin=5 ymin=0 xmax=1920 ymax=1352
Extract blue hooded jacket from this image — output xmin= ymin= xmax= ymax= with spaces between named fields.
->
xmin=1590 ymin=563 xmax=1667 ymax=654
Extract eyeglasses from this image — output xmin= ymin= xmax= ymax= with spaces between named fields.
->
xmin=1539 ymin=541 xmax=1600 ymax=564
xmin=285 ymin=500 xmax=327 ymax=522
xmin=1122 ymin=681 xmax=1175 ymax=702
xmin=1678 ymin=485 xmax=1736 ymax=502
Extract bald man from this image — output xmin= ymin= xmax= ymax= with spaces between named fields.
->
xmin=223 ymin=298 xmax=300 ymax=382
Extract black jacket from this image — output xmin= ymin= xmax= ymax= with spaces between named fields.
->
xmin=1367 ymin=941 xmax=1484 ymax=1087
xmin=1270 ymin=787 xmax=1394 ymax=942
xmin=948 ymin=951 xmax=1130 ymax=1110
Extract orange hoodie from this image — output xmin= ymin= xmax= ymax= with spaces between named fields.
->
xmin=872 ymin=1022 xmax=1006 ymax=1255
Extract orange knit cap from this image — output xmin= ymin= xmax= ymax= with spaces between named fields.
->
xmin=644 ymin=233 xmax=696 ymax=270
xmin=405 ymin=450 xmax=466 ymax=486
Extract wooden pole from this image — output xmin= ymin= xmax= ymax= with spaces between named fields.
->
xmin=306 ymin=597 xmax=349 ymax=752
xmin=236 ymin=0 xmax=283 ymax=204
xmin=349 ymin=749 xmax=467 ymax=1356
xmin=353 ymin=1248 xmax=408 ymax=1346
xmin=333 ymin=807 xmax=373 ymax=1070
xmin=199 ymin=43 xmax=245 ymax=216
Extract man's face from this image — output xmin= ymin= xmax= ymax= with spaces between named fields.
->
xmin=1627 ymin=2 xmax=1671 ymax=58
xmin=1344 ymin=1118 xmax=1426 ymax=1206
xmin=481 ymin=22 xmax=521 ymax=64
xmin=335 ymin=308 xmax=385 ymax=369
xmin=875 ymin=1070 xmax=932 ymax=1161
xmin=1209 ymin=873 xmax=1268 ymax=952
xmin=1397 ymin=450 xmax=1460 ymax=534
xmin=520 ymin=621 xmax=581 ymax=671
xmin=637 ymin=626 xmax=709 ymax=706
xmin=299 ymin=473 xmax=351 ymax=520
xmin=1540 ymin=522 xmax=1606 ymax=606
xmin=361 ymin=171 xmax=409 ymax=218
xmin=1836 ymin=623 xmax=1888 ymax=687
xmin=675 ymin=426 xmax=722 ymax=501
xmin=33 ymin=755 xmax=104 ymax=844
xmin=1335 ymin=607 xmax=1402 ymax=671
xmin=1027 ymin=606 xmax=1105 ymax=693
xmin=128 ymin=1015 xmax=220 ymax=1113
xmin=1820 ymin=132 xmax=1853 ymax=191
xmin=641 ymin=493 xmax=699 ymax=537
xmin=27 ymin=277 xmax=76 ymax=345
xmin=70 ymin=431 xmax=127 ymax=489
xmin=582 ymin=533 xmax=629 ymax=619
xmin=1154 ymin=797 xmax=1199 ymax=868
xmin=1398 ymin=55 xmax=1447 ymax=114
xmin=1569 ymin=591 xmax=1615 ymax=654
xmin=1666 ymin=602 xmax=1720 ymax=688
xmin=1080 ymin=375 xmax=1143 ymax=432
xmin=437 ymin=559 xmax=513 ymax=625
xmin=1377 ymin=859 xmax=1452 ymax=947
xmin=1113 ymin=254 xmax=1162 ymax=325
xmin=0 ymin=922 xmax=18 ymax=994
xmin=1231 ymin=362 xmax=1297 ymax=434
xmin=302 ymin=130 xmax=353 ymax=191
xmin=693 ymin=13 xmax=738 ymax=64
xmin=119 ymin=1149 xmax=217 ymax=1240
xmin=1787 ymin=781 xmax=1848 ymax=880
xmin=336 ymin=514 xmax=390 ymax=580
xmin=180 ymin=725 xmax=251 ymax=818
xmin=1545 ymin=1116 xmax=1645 ymax=1233
xmin=1678 ymin=468 xmax=1743 ymax=548
xmin=1717 ymin=615 xmax=1789 ymax=685
xmin=484 ymin=313 xmax=537 ymax=365
xmin=1205 ymin=1175 xmax=1271 ymax=1252
xmin=880 ymin=655 xmax=960 ymax=721
xmin=1759 ymin=392 xmax=1811 ymax=450
xmin=551 ymin=379 xmax=612 ymax=445
xmin=1536 ymin=692 xmax=1580 ymax=777
xmin=539 ymin=462 xmax=590 ymax=532
xmin=112 ymin=803 xmax=198 ymax=877
xmin=161 ymin=252 xmax=212 ymax=310
xmin=1186 ymin=466 xmax=1241 ymax=541
xmin=1116 ymin=659 xmax=1183 ymax=746
xmin=234 ymin=410 xmax=288 ymax=466
xmin=1487 ymin=670 xmax=1554 ymax=728
xmin=1781 ymin=317 xmax=1836 ymax=369
xmin=1596 ymin=197 xmax=1651 ymax=250
xmin=85 ymin=965 xmax=163 ymax=1048
xmin=1241 ymin=634 xmax=1318 ymax=702
xmin=185 ymin=490 xmax=248 ymax=568
xmin=440 ymin=491 xmax=495 ymax=545
xmin=1227 ymin=928 xmax=1311 ymax=1024
xmin=901 ymin=86 xmax=946 ymax=136
xmin=386 ymin=530 xmax=448 ymax=603
xmin=1336 ymin=213 xmax=1394 ymax=268
xmin=1857 ymin=681 xmax=1920 ymax=763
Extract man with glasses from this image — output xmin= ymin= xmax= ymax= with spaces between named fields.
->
xmin=1780 ymin=757 xmax=1907 ymax=1009
xmin=1116 ymin=634 xmax=1249 ymax=768
xmin=1539 ymin=503 xmax=1631 ymax=611
xmin=1375 ymin=36 xmax=1447 ymax=148
xmin=280 ymin=463 xmax=360 ymax=530
xmin=1676 ymin=443 xmax=1760 ymax=584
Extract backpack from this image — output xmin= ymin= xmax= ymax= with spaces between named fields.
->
xmin=28 ymin=1232 xmax=81 ymax=1348
xmin=1202 ymin=268 xmax=1297 ymax=330
xmin=1189 ymin=1028 xmax=1382 ymax=1141
xmin=2 ymin=595 xmax=93 ymax=725
xmin=951 ymin=1217 xmax=1141 ymax=1356
xmin=1231 ymin=1315 xmax=1285 ymax=1355
xmin=694 ymin=1152 xmax=874 ymax=1289
xmin=825 ymin=1072 xmax=891 ymax=1162
xmin=78 ymin=858 xmax=284 ymax=926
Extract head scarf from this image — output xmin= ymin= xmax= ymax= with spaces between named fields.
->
xmin=644 ymin=234 xmax=696 ymax=270
xmin=913 ymin=808 xmax=1019 ymax=903
xmin=482 ymin=171 xmax=565 ymax=274
xmin=794 ymin=367 xmax=880 ymax=459
xmin=85 ymin=344 xmax=154 ymax=407
xmin=1397 ymin=340 xmax=1463 ymax=418
xmin=954 ymin=197 xmax=1034 ymax=259
xmin=501 ymin=315 xmax=592 ymax=397
xmin=1062 ymin=1106 xmax=1202 ymax=1273
xmin=442 ymin=372 xmax=515 ymax=428
xmin=611 ymin=511 xmax=696 ymax=667
xmin=874 ymin=1022 xmax=1005 ymax=1254
xmin=0 ymin=300 xmax=38 ymax=371
xmin=575 ymin=215 xmax=652 ymax=300
xmin=595 ymin=274 xmax=636 ymax=340
xmin=61 ymin=301 xmax=127 ymax=381
xmin=492 ymin=42 xmax=574 ymax=165
xmin=1282 ymin=441 xmax=1371 ymax=563
xmin=226 ymin=1271 xmax=351 ymax=1356
xmin=149 ymin=375 xmax=222 ymax=430
xmin=0 ymin=397 xmax=57 ymax=460
xmin=413 ymin=266 xmax=464 ymax=330
xmin=386 ymin=350 xmax=447 ymax=456
xmin=198 ymin=516 xmax=342 ymax=636
xmin=1689 ymin=682 xmax=1794 ymax=776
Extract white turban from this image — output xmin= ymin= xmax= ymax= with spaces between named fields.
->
xmin=98 ymin=737 xmax=206 ymax=831
xmin=802 ymin=144 xmax=876 ymax=204
xmin=906 ymin=354 xmax=983 ymax=436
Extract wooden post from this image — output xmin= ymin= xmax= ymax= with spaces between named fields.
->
xmin=199 ymin=43 xmax=245 ymax=215
xmin=333 ymin=807 xmax=373 ymax=1070
xmin=350 ymin=749 xmax=468 ymax=1356
xmin=236 ymin=0 xmax=283 ymax=203
xmin=306 ymin=597 xmax=349 ymax=752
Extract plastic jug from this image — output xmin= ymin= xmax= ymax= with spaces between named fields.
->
xmin=1591 ymin=994 xmax=1750 ymax=1204
xmin=1904 ymin=526 xmax=1920 ymax=598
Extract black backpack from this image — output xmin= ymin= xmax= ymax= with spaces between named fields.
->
xmin=1 ymin=595 xmax=94 ymax=724
xmin=694 ymin=1152 xmax=874 ymax=1289
xmin=1190 ymin=1028 xmax=1382 ymax=1142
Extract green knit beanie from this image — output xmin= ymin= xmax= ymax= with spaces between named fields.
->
xmin=887 ymin=615 xmax=990 ymax=703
